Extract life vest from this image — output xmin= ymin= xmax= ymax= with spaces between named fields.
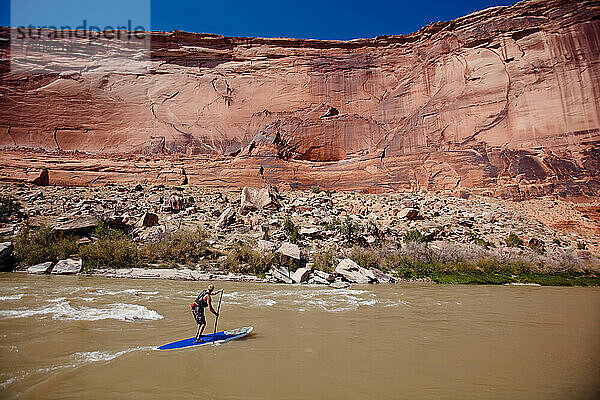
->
xmin=193 ymin=289 xmax=210 ymax=309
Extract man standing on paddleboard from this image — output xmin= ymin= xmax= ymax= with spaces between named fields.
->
xmin=191 ymin=284 xmax=223 ymax=343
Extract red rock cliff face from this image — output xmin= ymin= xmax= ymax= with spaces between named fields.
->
xmin=0 ymin=0 xmax=599 ymax=198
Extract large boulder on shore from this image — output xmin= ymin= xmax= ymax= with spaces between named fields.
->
xmin=277 ymin=242 xmax=300 ymax=260
xmin=370 ymin=268 xmax=397 ymax=283
xmin=313 ymin=269 xmax=335 ymax=282
xmin=270 ymin=266 xmax=293 ymax=284
xmin=240 ymin=187 xmax=279 ymax=214
xmin=291 ymin=267 xmax=311 ymax=283
xmin=53 ymin=216 xmax=99 ymax=235
xmin=0 ymin=242 xmax=15 ymax=271
xmin=51 ymin=258 xmax=82 ymax=274
xmin=27 ymin=261 xmax=54 ymax=274
xmin=335 ymin=258 xmax=377 ymax=284
xmin=0 ymin=241 xmax=13 ymax=260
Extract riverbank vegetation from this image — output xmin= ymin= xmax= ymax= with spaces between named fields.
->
xmin=10 ymin=223 xmax=599 ymax=286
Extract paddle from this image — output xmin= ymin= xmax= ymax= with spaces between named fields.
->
xmin=212 ymin=289 xmax=224 ymax=344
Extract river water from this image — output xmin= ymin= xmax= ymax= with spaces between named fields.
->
xmin=0 ymin=274 xmax=598 ymax=400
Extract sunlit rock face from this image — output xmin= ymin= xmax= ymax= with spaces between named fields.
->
xmin=0 ymin=0 xmax=599 ymax=198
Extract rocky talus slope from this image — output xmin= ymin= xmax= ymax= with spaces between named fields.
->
xmin=1 ymin=183 xmax=599 ymax=275
xmin=0 ymin=0 xmax=599 ymax=198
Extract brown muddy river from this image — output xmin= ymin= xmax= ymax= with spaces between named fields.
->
xmin=0 ymin=273 xmax=598 ymax=399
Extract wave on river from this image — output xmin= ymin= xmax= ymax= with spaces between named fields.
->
xmin=0 ymin=301 xmax=163 ymax=322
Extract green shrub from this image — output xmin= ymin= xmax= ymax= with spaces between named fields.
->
xmin=222 ymin=244 xmax=276 ymax=275
xmin=14 ymin=224 xmax=78 ymax=265
xmin=79 ymin=228 xmax=139 ymax=269
xmin=323 ymin=217 xmax=340 ymax=231
xmin=283 ymin=216 xmax=300 ymax=244
xmin=476 ymin=258 xmax=533 ymax=275
xmin=141 ymin=229 xmax=211 ymax=264
xmin=552 ymin=238 xmax=562 ymax=246
xmin=394 ymin=256 xmax=439 ymax=279
xmin=403 ymin=229 xmax=425 ymax=243
xmin=505 ymin=232 xmax=523 ymax=248
xmin=340 ymin=216 xmax=360 ymax=244
xmin=311 ymin=185 xmax=321 ymax=194
xmin=431 ymin=270 xmax=513 ymax=285
xmin=312 ymin=248 xmax=336 ymax=272
xmin=577 ymin=241 xmax=587 ymax=250
xmin=528 ymin=238 xmax=545 ymax=254
xmin=0 ymin=195 xmax=22 ymax=222
xmin=470 ymin=235 xmax=494 ymax=249
xmin=260 ymin=224 xmax=270 ymax=241
xmin=349 ymin=247 xmax=379 ymax=270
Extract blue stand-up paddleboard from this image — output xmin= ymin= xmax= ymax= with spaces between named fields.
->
xmin=157 ymin=327 xmax=253 ymax=351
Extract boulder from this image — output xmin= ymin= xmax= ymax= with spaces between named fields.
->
xmin=313 ymin=269 xmax=335 ymax=282
xmin=52 ymin=258 xmax=82 ymax=274
xmin=215 ymin=207 xmax=235 ymax=229
xmin=0 ymin=241 xmax=13 ymax=261
xmin=137 ymin=212 xmax=159 ymax=227
xmin=270 ymin=266 xmax=293 ymax=284
xmin=299 ymin=227 xmax=321 ymax=238
xmin=27 ymin=261 xmax=54 ymax=274
xmin=138 ymin=225 xmax=167 ymax=243
xmin=54 ymin=216 xmax=99 ymax=235
xmin=104 ymin=214 xmax=135 ymax=232
xmin=0 ymin=241 xmax=15 ymax=271
xmin=398 ymin=208 xmax=420 ymax=220
xmin=240 ymin=187 xmax=279 ymax=214
xmin=277 ymin=242 xmax=300 ymax=260
xmin=310 ymin=275 xmax=331 ymax=285
xmin=370 ymin=268 xmax=397 ymax=283
xmin=31 ymin=168 xmax=49 ymax=186
xmin=257 ymin=239 xmax=276 ymax=252
xmin=291 ymin=267 xmax=311 ymax=283
xmin=77 ymin=237 xmax=92 ymax=245
xmin=335 ymin=258 xmax=377 ymax=284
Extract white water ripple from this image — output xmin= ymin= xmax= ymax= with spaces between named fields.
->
xmin=72 ymin=346 xmax=155 ymax=364
xmin=0 ymin=301 xmax=163 ymax=322
xmin=222 ymin=288 xmax=378 ymax=313
xmin=0 ymin=294 xmax=24 ymax=301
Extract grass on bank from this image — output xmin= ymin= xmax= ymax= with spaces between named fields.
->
xmin=15 ymin=224 xmax=78 ymax=265
xmin=345 ymin=244 xmax=600 ymax=286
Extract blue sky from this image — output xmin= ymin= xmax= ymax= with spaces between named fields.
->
xmin=0 ymin=0 xmax=519 ymax=40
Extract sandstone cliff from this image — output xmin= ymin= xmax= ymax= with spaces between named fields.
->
xmin=0 ymin=0 xmax=599 ymax=198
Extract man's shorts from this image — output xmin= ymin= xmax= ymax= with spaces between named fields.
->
xmin=191 ymin=304 xmax=206 ymax=325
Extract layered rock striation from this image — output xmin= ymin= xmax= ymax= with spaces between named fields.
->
xmin=0 ymin=0 xmax=599 ymax=198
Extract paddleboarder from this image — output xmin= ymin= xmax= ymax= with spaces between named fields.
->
xmin=191 ymin=284 xmax=223 ymax=343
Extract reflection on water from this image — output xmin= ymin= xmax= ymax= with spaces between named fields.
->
xmin=0 ymin=274 xmax=599 ymax=400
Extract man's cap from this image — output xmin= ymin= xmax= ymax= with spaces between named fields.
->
xmin=208 ymin=284 xmax=215 ymax=292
